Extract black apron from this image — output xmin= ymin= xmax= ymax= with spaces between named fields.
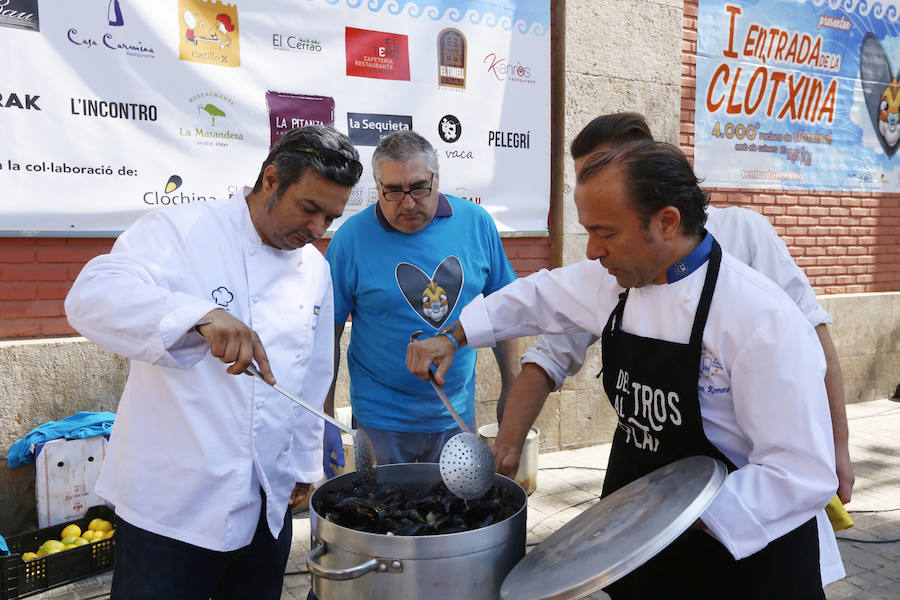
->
xmin=600 ymin=240 xmax=824 ymax=600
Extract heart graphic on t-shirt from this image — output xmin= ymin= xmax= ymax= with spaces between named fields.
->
xmin=395 ymin=256 xmax=463 ymax=329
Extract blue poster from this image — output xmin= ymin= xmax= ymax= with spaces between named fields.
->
xmin=695 ymin=0 xmax=900 ymax=191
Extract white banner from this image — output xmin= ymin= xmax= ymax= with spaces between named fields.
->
xmin=0 ymin=0 xmax=550 ymax=235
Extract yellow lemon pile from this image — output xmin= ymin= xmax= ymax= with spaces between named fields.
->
xmin=22 ymin=518 xmax=115 ymax=561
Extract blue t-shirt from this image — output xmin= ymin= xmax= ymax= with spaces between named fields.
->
xmin=326 ymin=195 xmax=516 ymax=432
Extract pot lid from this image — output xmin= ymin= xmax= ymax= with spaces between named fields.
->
xmin=500 ymin=455 xmax=727 ymax=600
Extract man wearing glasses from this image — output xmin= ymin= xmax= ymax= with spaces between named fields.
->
xmin=65 ymin=125 xmax=362 ymax=600
xmin=324 ymin=129 xmax=519 ymax=468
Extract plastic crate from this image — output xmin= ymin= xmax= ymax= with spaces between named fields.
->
xmin=1 ymin=505 xmax=115 ymax=600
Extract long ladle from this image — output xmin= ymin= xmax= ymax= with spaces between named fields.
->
xmin=245 ymin=364 xmax=377 ymax=489
xmin=411 ymin=331 xmax=495 ymax=501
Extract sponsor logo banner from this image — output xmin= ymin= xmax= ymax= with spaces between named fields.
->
xmin=1 ymin=91 xmax=40 ymax=110
xmin=483 ymin=52 xmax=535 ymax=84
xmin=488 ymin=129 xmax=531 ymax=149
xmin=438 ymin=114 xmax=461 ymax=143
xmin=272 ymin=33 xmax=322 ymax=54
xmin=70 ymin=98 xmax=157 ymax=120
xmin=0 ymin=0 xmax=39 ymax=31
xmin=66 ymin=0 xmax=156 ymax=58
xmin=437 ymin=28 xmax=466 ymax=89
xmin=178 ymin=0 xmax=240 ymax=67
xmin=345 ymin=27 xmax=410 ymax=81
xmin=347 ymin=112 xmax=412 ymax=146
xmin=143 ymin=174 xmax=217 ymax=206
xmin=266 ymin=91 xmax=334 ymax=147
xmin=180 ymin=91 xmax=244 ymax=147
xmin=346 ymin=185 xmax=379 ymax=210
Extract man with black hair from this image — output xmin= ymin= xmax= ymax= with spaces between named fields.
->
xmin=551 ymin=112 xmax=852 ymax=508
xmin=65 ymin=125 xmax=362 ymax=600
xmin=408 ymin=141 xmax=838 ymax=598
xmin=494 ymin=113 xmax=848 ymax=588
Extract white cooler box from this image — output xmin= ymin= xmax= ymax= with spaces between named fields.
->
xmin=34 ymin=436 xmax=108 ymax=528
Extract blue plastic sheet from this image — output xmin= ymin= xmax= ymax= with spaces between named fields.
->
xmin=6 ymin=411 xmax=115 ymax=468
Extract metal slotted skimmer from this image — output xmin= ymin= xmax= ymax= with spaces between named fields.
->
xmin=246 ymin=364 xmax=377 ymax=489
xmin=411 ymin=331 xmax=495 ymax=501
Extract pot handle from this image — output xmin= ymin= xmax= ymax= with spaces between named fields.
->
xmin=306 ymin=540 xmax=403 ymax=580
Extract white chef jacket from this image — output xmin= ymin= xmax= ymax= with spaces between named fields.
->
xmin=460 ymin=251 xmax=841 ymax=572
xmin=65 ymin=187 xmax=333 ymax=551
xmin=515 ymin=207 xmax=844 ymax=583
xmin=522 ymin=205 xmax=831 ymax=391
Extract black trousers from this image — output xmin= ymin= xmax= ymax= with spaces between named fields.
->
xmin=605 ymin=519 xmax=824 ymax=600
xmin=111 ymin=496 xmax=292 ymax=600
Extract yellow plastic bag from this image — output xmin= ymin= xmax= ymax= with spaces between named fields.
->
xmin=824 ymin=494 xmax=854 ymax=532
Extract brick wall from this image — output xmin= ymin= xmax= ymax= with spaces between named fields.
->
xmin=681 ymin=0 xmax=900 ymax=295
xmin=0 ymin=235 xmax=551 ymax=340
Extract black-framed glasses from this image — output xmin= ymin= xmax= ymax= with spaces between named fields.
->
xmin=378 ymin=173 xmax=435 ymax=202
xmin=286 ymin=146 xmax=364 ymax=180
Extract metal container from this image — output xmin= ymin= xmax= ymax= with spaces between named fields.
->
xmin=478 ymin=424 xmax=540 ymax=495
xmin=308 ymin=463 xmax=527 ymax=600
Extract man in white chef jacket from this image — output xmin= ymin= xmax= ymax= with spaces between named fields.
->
xmin=65 ymin=125 xmax=362 ymax=600
xmin=504 ymin=113 xmax=852 ymax=511
xmin=490 ymin=112 xmax=847 ymax=587
xmin=407 ymin=141 xmax=838 ymax=598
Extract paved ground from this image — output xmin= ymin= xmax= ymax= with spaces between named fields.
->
xmin=26 ymin=397 xmax=900 ymax=600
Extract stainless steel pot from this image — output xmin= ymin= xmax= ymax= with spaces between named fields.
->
xmin=308 ymin=463 xmax=527 ymax=600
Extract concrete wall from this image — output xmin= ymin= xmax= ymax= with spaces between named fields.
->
xmin=0 ymin=339 xmax=126 ymax=535
xmin=561 ymin=0 xmax=684 ymax=267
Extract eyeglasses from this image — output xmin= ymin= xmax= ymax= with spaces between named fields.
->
xmin=378 ymin=174 xmax=435 ymax=202
xmin=285 ymin=146 xmax=364 ymax=180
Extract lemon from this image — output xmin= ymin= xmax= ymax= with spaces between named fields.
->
xmin=81 ymin=530 xmax=96 ymax=541
xmin=44 ymin=547 xmax=62 ymax=555
xmin=87 ymin=518 xmax=106 ymax=531
xmin=93 ymin=520 xmax=113 ymax=533
xmin=35 ymin=549 xmax=46 ymax=557
xmin=60 ymin=535 xmax=79 ymax=545
xmin=72 ymin=537 xmax=88 ymax=546
xmin=103 ymin=529 xmax=115 ymax=539
xmin=63 ymin=544 xmax=77 ymax=550
xmin=39 ymin=540 xmax=65 ymax=553
xmin=60 ymin=524 xmax=81 ymax=539
xmin=22 ymin=552 xmax=38 ymax=561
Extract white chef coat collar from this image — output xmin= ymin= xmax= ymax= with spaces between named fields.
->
xmin=229 ymin=186 xmax=303 ymax=262
xmin=666 ymin=231 xmax=712 ymax=284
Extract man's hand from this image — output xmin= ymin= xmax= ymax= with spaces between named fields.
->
xmin=492 ymin=441 xmax=522 ymax=479
xmin=406 ymin=335 xmax=456 ymax=385
xmin=836 ymin=448 xmax=855 ymax=504
xmin=323 ymin=422 xmax=345 ymax=479
xmin=289 ymin=482 xmax=312 ymax=511
xmin=194 ymin=308 xmax=275 ymax=384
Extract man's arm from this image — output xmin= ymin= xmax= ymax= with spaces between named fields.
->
xmin=817 ymin=323 xmax=853 ymax=503
xmin=321 ymin=322 xmax=346 ymax=479
xmin=493 ymin=363 xmax=555 ymax=477
xmin=64 ymin=211 xmax=234 ymax=370
xmin=712 ymin=207 xmax=852 ymax=501
xmin=325 ymin=322 xmax=345 ymax=419
xmin=492 ymin=338 xmax=521 ymax=422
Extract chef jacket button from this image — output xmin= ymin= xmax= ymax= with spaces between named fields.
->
xmin=298 ymin=303 xmax=304 ymax=310
xmin=252 ymin=297 xmax=259 ymax=304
